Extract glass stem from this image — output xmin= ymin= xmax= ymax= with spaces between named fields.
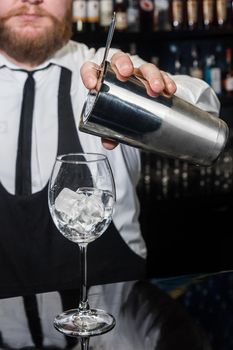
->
xmin=79 ymin=244 xmax=90 ymax=311
xmin=81 ymin=337 xmax=89 ymax=350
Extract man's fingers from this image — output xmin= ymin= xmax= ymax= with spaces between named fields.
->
xmin=80 ymin=61 xmax=100 ymax=89
xmin=160 ymin=71 xmax=177 ymax=96
xmin=80 ymin=56 xmax=177 ymax=98
xmin=138 ymin=63 xmax=165 ymax=94
xmin=101 ymin=138 xmax=118 ymax=150
xmin=137 ymin=64 xmax=177 ymax=96
xmin=111 ymin=51 xmax=134 ymax=79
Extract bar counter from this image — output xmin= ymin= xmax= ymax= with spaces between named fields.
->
xmin=0 ymin=279 xmax=212 ymax=349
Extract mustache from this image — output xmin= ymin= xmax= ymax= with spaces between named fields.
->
xmin=0 ymin=5 xmax=57 ymax=22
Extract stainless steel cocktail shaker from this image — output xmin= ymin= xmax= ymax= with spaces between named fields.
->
xmin=79 ymin=61 xmax=229 ymax=166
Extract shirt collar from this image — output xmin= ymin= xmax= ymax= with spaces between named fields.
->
xmin=0 ymin=41 xmax=75 ymax=72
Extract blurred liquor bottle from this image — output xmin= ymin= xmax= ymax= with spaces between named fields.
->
xmin=86 ymin=0 xmax=100 ymax=31
xmin=169 ymin=0 xmax=186 ymax=30
xmin=127 ymin=0 xmax=140 ymax=32
xmin=216 ymin=0 xmax=233 ymax=27
xmin=204 ymin=54 xmax=222 ymax=95
xmin=99 ymin=0 xmax=113 ymax=32
xmin=139 ymin=0 xmax=155 ymax=32
xmin=202 ymin=0 xmax=216 ymax=29
xmin=150 ymin=55 xmax=160 ymax=67
xmin=114 ymin=0 xmax=128 ymax=31
xmin=186 ymin=0 xmax=201 ymax=30
xmin=174 ymin=54 xmax=183 ymax=74
xmin=226 ymin=0 xmax=233 ymax=26
xmin=129 ymin=42 xmax=138 ymax=56
xmin=216 ymin=0 xmax=227 ymax=26
xmin=154 ymin=0 xmax=171 ymax=31
xmin=169 ymin=44 xmax=187 ymax=74
xmin=189 ymin=45 xmax=203 ymax=79
xmin=223 ymin=48 xmax=233 ymax=96
xmin=72 ymin=0 xmax=87 ymax=33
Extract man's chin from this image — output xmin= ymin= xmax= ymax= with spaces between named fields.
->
xmin=17 ymin=28 xmax=48 ymax=43
xmin=13 ymin=19 xmax=52 ymax=35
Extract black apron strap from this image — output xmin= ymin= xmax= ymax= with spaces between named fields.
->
xmin=57 ymin=67 xmax=83 ymax=349
xmin=58 ymin=67 xmax=83 ymax=155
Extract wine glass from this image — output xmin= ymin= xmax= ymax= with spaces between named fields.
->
xmin=48 ymin=153 xmax=116 ymax=337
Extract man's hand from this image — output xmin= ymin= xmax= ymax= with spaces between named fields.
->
xmin=80 ymin=51 xmax=177 ymax=150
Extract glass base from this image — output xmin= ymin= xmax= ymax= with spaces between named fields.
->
xmin=54 ymin=308 xmax=116 ymax=337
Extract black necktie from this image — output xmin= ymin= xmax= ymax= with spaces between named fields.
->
xmin=15 ymin=71 xmax=35 ymax=196
xmin=14 ymin=70 xmax=43 ymax=347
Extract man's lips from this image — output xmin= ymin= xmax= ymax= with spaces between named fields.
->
xmin=9 ymin=13 xmax=46 ymax=26
xmin=16 ymin=13 xmax=43 ymax=20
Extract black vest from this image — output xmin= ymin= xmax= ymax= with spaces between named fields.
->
xmin=0 ymin=67 xmax=145 ymax=298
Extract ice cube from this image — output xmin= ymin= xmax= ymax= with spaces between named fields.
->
xmin=71 ymin=190 xmax=105 ymax=233
xmin=55 ymin=188 xmax=85 ymax=218
xmin=85 ymin=193 xmax=104 ymax=220
xmin=55 ymin=188 xmax=105 ymax=234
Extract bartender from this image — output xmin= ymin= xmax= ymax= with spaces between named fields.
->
xmin=0 ymin=0 xmax=219 ymax=348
